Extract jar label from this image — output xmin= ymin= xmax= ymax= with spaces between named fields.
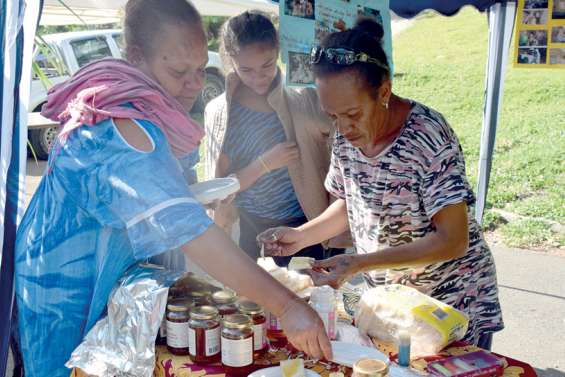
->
xmin=188 ymin=327 xmax=196 ymax=355
xmin=252 ymin=323 xmax=267 ymax=350
xmin=166 ymin=320 xmax=189 ymax=348
xmin=206 ymin=327 xmax=221 ymax=356
xmin=221 ymin=337 xmax=253 ymax=367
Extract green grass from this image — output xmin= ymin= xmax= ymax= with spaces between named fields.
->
xmin=501 ymin=219 xmax=565 ymax=249
xmin=391 ymin=8 xmax=565 ymax=249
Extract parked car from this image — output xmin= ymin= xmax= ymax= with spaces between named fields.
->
xmin=30 ymin=29 xmax=225 ymax=159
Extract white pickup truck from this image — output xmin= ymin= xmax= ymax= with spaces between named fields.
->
xmin=31 ymin=29 xmax=225 ymax=159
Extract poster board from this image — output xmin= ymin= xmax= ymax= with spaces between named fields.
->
xmin=514 ymin=0 xmax=565 ymax=67
xmin=276 ymin=0 xmax=393 ymax=86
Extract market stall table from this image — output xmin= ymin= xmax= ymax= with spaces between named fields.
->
xmin=146 ymin=341 xmax=537 ymax=377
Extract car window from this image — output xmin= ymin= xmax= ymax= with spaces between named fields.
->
xmin=113 ymin=34 xmax=125 ymax=57
xmin=70 ymin=36 xmax=113 ymax=67
xmin=33 ymin=49 xmax=65 ymax=79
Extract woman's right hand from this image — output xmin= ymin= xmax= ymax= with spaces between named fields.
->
xmin=279 ymin=298 xmax=333 ymax=360
xmin=260 ymin=142 xmax=299 ymax=171
xmin=257 ymin=226 xmax=305 ymax=257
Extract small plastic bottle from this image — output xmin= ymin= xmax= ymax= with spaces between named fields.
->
xmin=397 ymin=330 xmax=411 ymax=367
xmin=309 ymin=285 xmax=337 ymax=340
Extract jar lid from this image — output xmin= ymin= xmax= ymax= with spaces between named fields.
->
xmin=211 ymin=290 xmax=237 ymax=304
xmin=191 ymin=290 xmax=211 ymax=297
xmin=353 ymin=358 xmax=389 ymax=377
xmin=222 ymin=314 xmax=252 ymax=329
xmin=167 ymin=300 xmax=190 ymax=312
xmin=190 ymin=305 xmax=219 ymax=320
xmin=237 ymin=300 xmax=264 ymax=315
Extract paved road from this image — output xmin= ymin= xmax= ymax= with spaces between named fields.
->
xmin=490 ymin=245 xmax=565 ymax=377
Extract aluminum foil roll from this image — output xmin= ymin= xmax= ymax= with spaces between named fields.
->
xmin=66 ymin=263 xmax=183 ymax=377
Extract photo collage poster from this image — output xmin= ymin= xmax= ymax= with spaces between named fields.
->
xmin=276 ymin=0 xmax=392 ymax=86
xmin=514 ymin=0 xmax=565 ymax=67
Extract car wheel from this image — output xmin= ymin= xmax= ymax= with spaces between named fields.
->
xmin=29 ymin=126 xmax=58 ymax=160
xmin=192 ymin=72 xmax=225 ymax=113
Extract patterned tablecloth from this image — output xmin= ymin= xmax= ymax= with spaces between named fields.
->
xmin=148 ymin=341 xmax=537 ymax=377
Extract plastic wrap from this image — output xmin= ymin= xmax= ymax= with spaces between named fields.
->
xmin=66 ymin=264 xmax=183 ymax=377
xmin=355 ymin=284 xmax=469 ymax=357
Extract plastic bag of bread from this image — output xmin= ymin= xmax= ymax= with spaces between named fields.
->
xmin=355 ymin=284 xmax=469 ymax=357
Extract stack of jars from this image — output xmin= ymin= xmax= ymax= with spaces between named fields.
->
xmin=162 ymin=289 xmax=270 ymax=376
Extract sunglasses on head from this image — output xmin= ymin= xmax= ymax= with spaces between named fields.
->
xmin=309 ymin=46 xmax=389 ymax=71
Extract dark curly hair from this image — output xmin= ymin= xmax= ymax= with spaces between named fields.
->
xmin=312 ymin=18 xmax=389 ymax=97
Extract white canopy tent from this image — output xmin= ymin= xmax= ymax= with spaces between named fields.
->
xmin=1 ymin=1 xmax=518 ymax=376
xmin=41 ymin=0 xmax=278 ymax=25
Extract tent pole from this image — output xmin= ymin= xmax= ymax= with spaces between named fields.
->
xmin=475 ymin=0 xmax=516 ymax=225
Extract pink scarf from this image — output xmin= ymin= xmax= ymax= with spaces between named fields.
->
xmin=41 ymin=58 xmax=204 ymax=157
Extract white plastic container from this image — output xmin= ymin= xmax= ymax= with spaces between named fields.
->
xmin=310 ymin=285 xmax=337 ymax=340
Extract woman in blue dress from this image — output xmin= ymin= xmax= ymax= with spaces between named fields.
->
xmin=14 ymin=1 xmax=331 ymax=376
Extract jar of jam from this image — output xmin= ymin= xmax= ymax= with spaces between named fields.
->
xmin=188 ymin=306 xmax=221 ymax=364
xmin=211 ymin=290 xmax=239 ymax=317
xmin=265 ymin=311 xmax=287 ymax=348
xmin=221 ymin=314 xmax=254 ymax=376
xmin=188 ymin=291 xmax=212 ymax=307
xmin=237 ymin=300 xmax=267 ymax=356
xmin=166 ymin=300 xmax=190 ymax=355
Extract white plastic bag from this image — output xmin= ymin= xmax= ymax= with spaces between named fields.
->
xmin=355 ymin=284 xmax=469 ymax=357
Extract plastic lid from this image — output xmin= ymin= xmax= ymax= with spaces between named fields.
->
xmin=190 ymin=305 xmax=219 ymax=320
xmin=222 ymin=314 xmax=252 ymax=329
xmin=237 ymin=300 xmax=264 ymax=315
xmin=211 ymin=290 xmax=237 ymax=305
xmin=353 ymin=358 xmax=389 ymax=377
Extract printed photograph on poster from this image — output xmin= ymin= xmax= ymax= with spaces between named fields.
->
xmin=522 ymin=9 xmax=548 ymax=24
xmin=517 ymin=47 xmax=547 ymax=64
xmin=284 ymin=0 xmax=315 ymax=20
xmin=552 ymin=0 xmax=565 ymax=19
xmin=359 ymin=6 xmax=383 ymax=25
xmin=524 ymin=0 xmax=548 ymax=9
xmin=549 ymin=48 xmax=565 ymax=64
xmin=314 ymin=2 xmax=385 ymax=43
xmin=551 ymin=26 xmax=565 ymax=43
xmin=518 ymin=30 xmax=548 ymax=46
xmin=287 ymin=51 xmax=314 ymax=85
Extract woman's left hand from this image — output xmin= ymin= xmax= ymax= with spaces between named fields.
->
xmin=307 ymin=254 xmax=360 ymax=289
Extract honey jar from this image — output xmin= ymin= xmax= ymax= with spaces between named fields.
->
xmin=237 ymin=300 xmax=267 ymax=356
xmin=188 ymin=306 xmax=221 ymax=364
xmin=166 ymin=300 xmax=190 ymax=355
xmin=211 ymin=290 xmax=238 ymax=317
xmin=221 ymin=314 xmax=254 ymax=376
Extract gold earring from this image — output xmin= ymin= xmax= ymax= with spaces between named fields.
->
xmin=382 ymin=101 xmax=388 ymax=109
